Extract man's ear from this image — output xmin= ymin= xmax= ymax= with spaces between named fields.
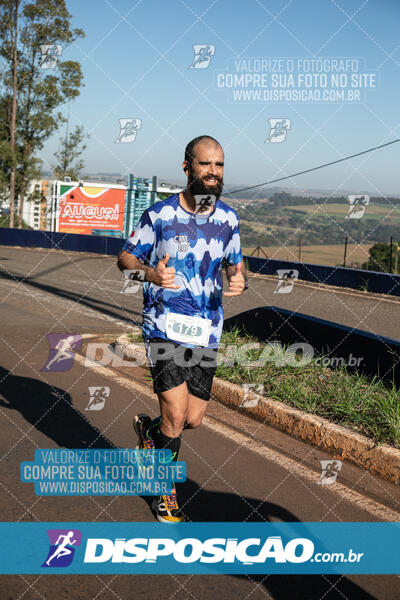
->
xmin=183 ymin=161 xmax=190 ymax=173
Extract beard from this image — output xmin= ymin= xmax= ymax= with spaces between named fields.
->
xmin=188 ymin=174 xmax=224 ymax=200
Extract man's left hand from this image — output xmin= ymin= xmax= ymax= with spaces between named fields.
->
xmin=224 ymin=261 xmax=246 ymax=296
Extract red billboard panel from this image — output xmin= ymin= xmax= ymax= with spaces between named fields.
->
xmin=58 ymin=185 xmax=125 ymax=235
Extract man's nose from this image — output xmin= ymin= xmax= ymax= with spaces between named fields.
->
xmin=207 ymin=164 xmax=218 ymax=177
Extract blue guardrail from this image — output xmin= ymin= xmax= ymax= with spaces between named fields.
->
xmin=1 ymin=227 xmax=400 ymax=297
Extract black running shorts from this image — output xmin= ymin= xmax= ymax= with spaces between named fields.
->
xmin=145 ymin=337 xmax=218 ymax=401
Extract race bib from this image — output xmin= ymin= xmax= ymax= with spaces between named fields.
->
xmin=165 ymin=312 xmax=211 ymax=347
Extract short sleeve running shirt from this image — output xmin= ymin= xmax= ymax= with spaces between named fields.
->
xmin=121 ymin=193 xmax=243 ymax=347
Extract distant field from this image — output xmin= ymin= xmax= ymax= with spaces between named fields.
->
xmin=242 ymin=243 xmax=373 ymax=267
xmin=286 ymin=203 xmax=400 ymax=220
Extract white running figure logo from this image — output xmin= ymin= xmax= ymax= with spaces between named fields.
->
xmin=46 ymin=531 xmax=77 ymax=566
xmin=44 ymin=335 xmax=76 ymax=371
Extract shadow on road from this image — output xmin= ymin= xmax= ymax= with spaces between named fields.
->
xmin=0 ymin=269 xmax=141 ymax=327
xmin=0 ymin=366 xmax=378 ymax=600
xmin=23 ymin=254 xmax=109 ymax=280
xmin=138 ymin=481 xmax=377 ymax=599
xmin=0 ymin=366 xmax=116 ymax=449
xmin=243 ymin=572 xmax=376 ymax=600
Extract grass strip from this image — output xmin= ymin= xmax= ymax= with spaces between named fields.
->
xmin=217 ymin=328 xmax=400 ymax=449
xmin=126 ymin=329 xmax=400 ymax=448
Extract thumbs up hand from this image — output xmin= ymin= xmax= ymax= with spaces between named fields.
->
xmin=147 ymin=253 xmax=180 ymax=289
xmin=223 ymin=261 xmax=246 ymax=296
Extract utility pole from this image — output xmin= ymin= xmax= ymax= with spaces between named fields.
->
xmin=298 ymin=236 xmax=302 ymax=262
xmin=250 ymin=246 xmax=268 ymax=259
xmin=343 ymin=236 xmax=348 ymax=267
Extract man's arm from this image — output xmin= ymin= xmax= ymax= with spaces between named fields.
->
xmin=117 ymin=208 xmax=159 ymax=283
xmin=224 ymin=261 xmax=248 ymax=296
xmin=117 ymin=250 xmax=153 ymax=281
xmin=117 ymin=250 xmax=180 ymax=288
xmin=225 ymin=260 xmax=247 ymax=282
xmin=223 ymin=210 xmax=247 ymax=296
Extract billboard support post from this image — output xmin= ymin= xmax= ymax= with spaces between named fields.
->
xmin=123 ymin=174 xmax=157 ymax=238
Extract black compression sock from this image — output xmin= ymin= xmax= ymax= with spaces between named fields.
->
xmin=148 ymin=417 xmax=190 ymax=437
xmin=152 ymin=428 xmax=181 ymax=462
xmin=145 ymin=416 xmax=161 ymax=440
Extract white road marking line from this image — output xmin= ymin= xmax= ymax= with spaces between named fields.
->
xmin=203 ymin=418 xmax=400 ymax=522
xmin=74 ymin=353 xmax=155 ymax=398
xmin=75 ymin=352 xmax=400 ymax=522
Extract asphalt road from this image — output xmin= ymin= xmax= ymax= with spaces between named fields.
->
xmin=0 ymin=245 xmax=399 ymax=341
xmin=0 ymin=246 xmax=399 ymax=600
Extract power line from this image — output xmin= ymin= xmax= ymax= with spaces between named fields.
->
xmin=227 ymin=138 xmax=400 ymax=195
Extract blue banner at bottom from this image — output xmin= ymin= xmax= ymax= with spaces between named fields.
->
xmin=0 ymin=522 xmax=399 ymax=574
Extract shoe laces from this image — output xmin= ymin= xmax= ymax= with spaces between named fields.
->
xmin=165 ymin=489 xmax=178 ymax=510
xmin=142 ymin=424 xmax=155 ymax=449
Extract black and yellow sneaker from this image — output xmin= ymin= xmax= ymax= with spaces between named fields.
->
xmin=133 ymin=414 xmax=155 ymax=450
xmin=152 ymin=488 xmax=185 ymax=523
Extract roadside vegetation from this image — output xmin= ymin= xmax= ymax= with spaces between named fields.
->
xmin=217 ymin=328 xmax=400 ymax=449
xmin=236 ymin=192 xmax=400 ymax=271
xmin=127 ymin=328 xmax=400 ymax=448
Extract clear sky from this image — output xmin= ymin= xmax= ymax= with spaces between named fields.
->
xmin=40 ymin=0 xmax=400 ymax=196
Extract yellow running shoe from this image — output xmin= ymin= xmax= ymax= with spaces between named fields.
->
xmin=152 ymin=488 xmax=185 ymax=523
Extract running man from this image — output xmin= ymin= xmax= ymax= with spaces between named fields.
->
xmin=45 ymin=531 xmax=77 ymax=566
xmin=117 ymin=135 xmax=247 ymax=522
xmin=43 ymin=335 xmax=77 ymax=371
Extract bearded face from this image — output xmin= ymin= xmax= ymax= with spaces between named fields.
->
xmin=185 ymin=141 xmax=225 ymax=200
xmin=187 ymin=171 xmax=224 ymax=199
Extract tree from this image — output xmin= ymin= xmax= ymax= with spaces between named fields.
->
xmin=0 ymin=0 xmax=20 ymax=228
xmin=0 ymin=0 xmax=85 ymax=227
xmin=362 ymin=242 xmax=398 ymax=273
xmin=0 ymin=96 xmax=13 ymax=203
xmin=53 ymin=123 xmax=88 ymax=181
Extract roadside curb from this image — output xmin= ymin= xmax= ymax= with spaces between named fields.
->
xmin=212 ymin=378 xmax=400 ymax=485
xmin=112 ymin=334 xmax=400 ymax=485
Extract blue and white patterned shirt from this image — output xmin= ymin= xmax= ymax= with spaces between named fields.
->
xmin=121 ymin=193 xmax=243 ymax=347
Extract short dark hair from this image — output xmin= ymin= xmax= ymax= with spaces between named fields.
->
xmin=184 ymin=135 xmax=222 ymax=166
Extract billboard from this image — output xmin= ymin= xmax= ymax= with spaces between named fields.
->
xmin=57 ymin=184 xmax=126 ymax=235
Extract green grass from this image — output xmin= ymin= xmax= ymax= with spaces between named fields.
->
xmin=216 ymin=328 xmax=400 ymax=448
xmin=0 ymin=215 xmax=31 ymax=229
xmin=286 ymin=203 xmax=400 ymax=220
xmin=124 ymin=326 xmax=400 ymax=447
xmin=358 ymin=278 xmax=370 ymax=292
xmin=127 ymin=332 xmax=144 ymax=343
